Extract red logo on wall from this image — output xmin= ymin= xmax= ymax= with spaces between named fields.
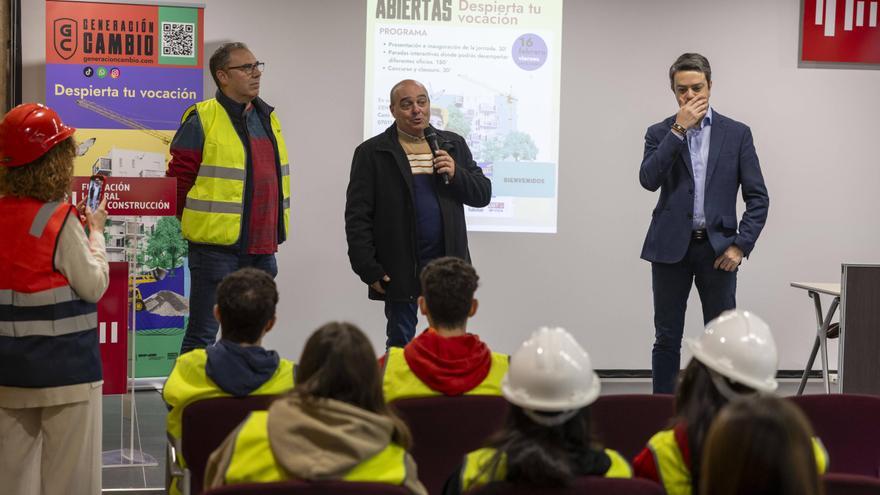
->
xmin=802 ymin=0 xmax=880 ymax=64
xmin=53 ymin=18 xmax=77 ymax=60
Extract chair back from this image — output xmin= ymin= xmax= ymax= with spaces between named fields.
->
xmin=590 ymin=394 xmax=676 ymax=460
xmin=468 ymin=476 xmax=665 ymax=495
xmin=790 ymin=394 xmax=880 ymax=477
xmin=203 ymin=480 xmax=412 ymax=495
xmin=182 ymin=395 xmax=280 ymax=494
xmin=823 ymin=473 xmax=880 ymax=495
xmin=391 ymin=395 xmax=509 ymax=495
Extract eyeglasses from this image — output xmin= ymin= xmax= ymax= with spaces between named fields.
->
xmin=225 ymin=62 xmax=265 ymax=75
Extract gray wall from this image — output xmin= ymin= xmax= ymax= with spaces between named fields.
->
xmin=22 ymin=0 xmax=880 ymax=369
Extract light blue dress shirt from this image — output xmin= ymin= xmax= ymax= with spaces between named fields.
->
xmin=683 ymin=107 xmax=712 ymax=230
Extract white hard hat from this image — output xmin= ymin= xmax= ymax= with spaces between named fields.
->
xmin=502 ymin=327 xmax=601 ymax=414
xmin=685 ymin=309 xmax=778 ymax=393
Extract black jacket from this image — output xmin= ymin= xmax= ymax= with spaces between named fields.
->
xmin=345 ymin=125 xmax=491 ymax=302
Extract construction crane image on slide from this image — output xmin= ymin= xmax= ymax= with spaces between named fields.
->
xmin=457 ymin=74 xmax=518 ymax=104
xmin=75 ymin=98 xmax=172 ymax=145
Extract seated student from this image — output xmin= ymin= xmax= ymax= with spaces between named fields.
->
xmin=204 ymin=322 xmax=428 ymax=495
xmin=382 ymin=257 xmax=507 ymax=403
xmin=633 ymin=309 xmax=828 ymax=495
xmin=163 ymin=267 xmax=295 ymax=493
xmin=700 ymin=396 xmax=823 ymax=495
xmin=443 ymin=327 xmax=632 ymax=495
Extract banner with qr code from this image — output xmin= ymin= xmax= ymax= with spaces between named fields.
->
xmin=46 ymin=0 xmax=205 ymax=379
xmin=46 ymin=1 xmax=203 ymax=67
xmin=45 ymin=1 xmax=204 ymax=130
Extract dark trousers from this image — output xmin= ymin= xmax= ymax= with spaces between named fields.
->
xmin=382 ymin=249 xmax=440 ymax=349
xmin=384 ymin=300 xmax=418 ymax=350
xmin=651 ymin=239 xmax=737 ymax=394
xmin=180 ymin=243 xmax=278 ymax=354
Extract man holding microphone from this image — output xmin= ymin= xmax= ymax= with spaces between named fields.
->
xmin=345 ymin=79 xmax=491 ymax=349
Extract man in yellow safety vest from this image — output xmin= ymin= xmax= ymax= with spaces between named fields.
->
xmin=167 ymin=41 xmax=291 ymax=354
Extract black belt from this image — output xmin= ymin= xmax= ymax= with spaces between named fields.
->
xmin=691 ymin=229 xmax=708 ymax=241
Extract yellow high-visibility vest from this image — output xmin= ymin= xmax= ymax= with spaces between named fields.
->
xmin=163 ymin=348 xmax=295 ymax=441
xmin=179 ymin=98 xmax=291 ymax=246
xmin=645 ymin=429 xmax=692 ymax=495
xmin=382 ymin=346 xmax=508 ymax=403
xmin=163 ymin=348 xmax=294 ymax=495
xmin=223 ymin=411 xmax=409 ymax=486
xmin=460 ymin=446 xmax=632 ymax=492
xmin=646 ymin=428 xmax=830 ymax=495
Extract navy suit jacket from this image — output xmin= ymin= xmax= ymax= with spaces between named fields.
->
xmin=639 ymin=111 xmax=769 ymax=264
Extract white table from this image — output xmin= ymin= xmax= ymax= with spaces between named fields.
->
xmin=790 ymin=282 xmax=841 ymax=395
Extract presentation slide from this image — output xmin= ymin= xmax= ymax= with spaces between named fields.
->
xmin=365 ymin=0 xmax=563 ymax=233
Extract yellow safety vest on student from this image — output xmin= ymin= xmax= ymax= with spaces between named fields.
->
xmin=164 ymin=350 xmax=294 ymax=495
xmin=222 ymin=411 xmax=410 ymax=486
xmin=179 ymin=98 xmax=291 ymax=246
xmin=460 ymin=446 xmax=632 ymax=492
xmin=163 ymin=348 xmax=295 ymax=446
xmin=646 ymin=429 xmax=830 ymax=495
xmin=382 ymin=347 xmax=508 ymax=403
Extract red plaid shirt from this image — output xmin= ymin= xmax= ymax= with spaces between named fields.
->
xmin=244 ymin=105 xmax=279 ymax=254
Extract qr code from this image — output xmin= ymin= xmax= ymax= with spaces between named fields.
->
xmin=161 ymin=21 xmax=195 ymax=57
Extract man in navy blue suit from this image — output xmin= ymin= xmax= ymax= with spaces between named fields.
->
xmin=639 ymin=53 xmax=769 ymax=394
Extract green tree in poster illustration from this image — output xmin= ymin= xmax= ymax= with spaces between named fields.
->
xmin=502 ymin=131 xmax=538 ymax=161
xmin=446 ymin=106 xmax=472 ymax=138
xmin=141 ymin=217 xmax=188 ymax=272
xmin=480 ymin=135 xmax=506 ymax=162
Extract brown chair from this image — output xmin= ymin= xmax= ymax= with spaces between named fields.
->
xmin=590 ymin=394 xmax=676 ymax=461
xmin=203 ymin=480 xmax=412 ymax=495
xmin=391 ymin=395 xmax=509 ymax=495
xmin=823 ymin=473 xmax=880 ymax=495
xmin=468 ymin=476 xmax=665 ymax=495
xmin=789 ymin=394 xmax=880 ymax=477
xmin=170 ymin=395 xmax=280 ymax=495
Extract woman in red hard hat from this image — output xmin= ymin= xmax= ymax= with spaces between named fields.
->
xmin=0 ymin=103 xmax=109 ymax=495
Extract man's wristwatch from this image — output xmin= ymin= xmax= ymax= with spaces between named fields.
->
xmin=671 ymin=122 xmax=687 ymax=136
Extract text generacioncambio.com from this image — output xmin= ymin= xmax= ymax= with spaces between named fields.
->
xmin=82 ymin=56 xmax=153 ymax=64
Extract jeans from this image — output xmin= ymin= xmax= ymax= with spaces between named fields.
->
xmin=651 ymin=239 xmax=737 ymax=394
xmin=384 ymin=300 xmax=418 ymax=350
xmin=381 ymin=246 xmax=443 ymax=350
xmin=180 ymin=244 xmax=278 ymax=354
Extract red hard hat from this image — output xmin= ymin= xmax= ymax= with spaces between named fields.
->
xmin=0 ymin=103 xmax=77 ymax=168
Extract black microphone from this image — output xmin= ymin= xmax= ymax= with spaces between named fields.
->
xmin=423 ymin=126 xmax=449 ymax=185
